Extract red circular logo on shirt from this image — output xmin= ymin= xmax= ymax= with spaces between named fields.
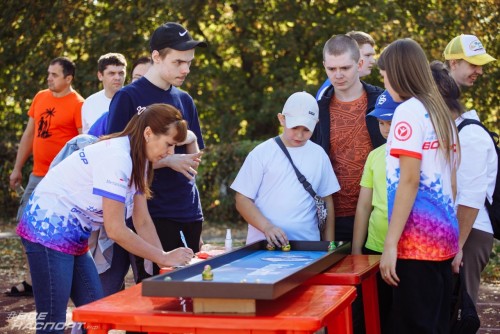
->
xmin=394 ymin=121 xmax=412 ymax=141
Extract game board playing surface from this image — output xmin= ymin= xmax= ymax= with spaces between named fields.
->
xmin=185 ymin=250 xmax=326 ymax=283
xmin=142 ymin=240 xmax=350 ymax=300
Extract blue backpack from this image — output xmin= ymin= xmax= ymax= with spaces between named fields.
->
xmin=457 ymin=119 xmax=500 ymax=240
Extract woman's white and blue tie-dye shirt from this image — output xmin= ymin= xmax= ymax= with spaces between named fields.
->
xmin=17 ymin=136 xmax=137 ymax=255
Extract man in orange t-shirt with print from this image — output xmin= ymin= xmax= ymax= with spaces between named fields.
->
xmin=311 ymin=34 xmax=384 ymax=243
xmin=7 ymin=57 xmax=84 ymax=297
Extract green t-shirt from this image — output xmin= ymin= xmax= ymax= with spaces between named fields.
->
xmin=360 ymin=144 xmax=388 ymax=253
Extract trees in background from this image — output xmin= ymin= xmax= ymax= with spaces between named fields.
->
xmin=0 ymin=0 xmax=498 ymax=221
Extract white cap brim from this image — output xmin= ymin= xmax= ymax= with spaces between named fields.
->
xmin=284 ymin=115 xmax=317 ymax=132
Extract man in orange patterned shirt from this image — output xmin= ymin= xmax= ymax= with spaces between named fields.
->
xmin=311 ymin=35 xmax=383 ymax=242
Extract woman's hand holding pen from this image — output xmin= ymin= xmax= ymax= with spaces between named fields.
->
xmin=158 ymin=248 xmax=194 ymax=267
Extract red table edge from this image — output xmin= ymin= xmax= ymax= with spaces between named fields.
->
xmin=73 ymin=284 xmax=357 ymax=333
xmin=305 ymin=254 xmax=381 ymax=285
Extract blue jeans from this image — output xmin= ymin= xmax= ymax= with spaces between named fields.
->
xmin=21 ymin=238 xmax=103 ymax=334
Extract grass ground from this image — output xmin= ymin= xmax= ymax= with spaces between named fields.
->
xmin=482 ymin=240 xmax=500 ymax=284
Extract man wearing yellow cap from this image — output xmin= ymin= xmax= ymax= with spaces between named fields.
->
xmin=443 ymin=34 xmax=496 ymax=87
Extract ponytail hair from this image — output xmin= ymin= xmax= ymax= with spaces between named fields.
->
xmin=101 ymin=103 xmax=187 ymax=198
xmin=430 ymin=60 xmax=465 ymax=116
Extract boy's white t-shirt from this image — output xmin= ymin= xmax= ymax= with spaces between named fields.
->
xmin=17 ymin=136 xmax=137 ymax=255
xmin=231 ymin=138 xmax=340 ymax=244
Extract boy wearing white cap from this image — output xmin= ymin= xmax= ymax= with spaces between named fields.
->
xmin=444 ymin=34 xmax=496 ymax=87
xmin=231 ymin=92 xmax=340 ymax=246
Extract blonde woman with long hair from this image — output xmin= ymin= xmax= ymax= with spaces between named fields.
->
xmin=378 ymin=39 xmax=460 ymax=333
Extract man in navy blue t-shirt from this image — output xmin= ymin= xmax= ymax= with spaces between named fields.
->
xmin=103 ymin=22 xmax=207 ymax=291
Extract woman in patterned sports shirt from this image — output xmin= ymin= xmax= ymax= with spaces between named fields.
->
xmin=16 ymin=103 xmax=195 ymax=334
xmin=377 ymin=39 xmax=460 ymax=334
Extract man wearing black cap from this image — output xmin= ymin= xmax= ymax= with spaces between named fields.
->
xmin=101 ymin=22 xmax=207 ymax=294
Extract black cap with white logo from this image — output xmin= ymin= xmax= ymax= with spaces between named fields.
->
xmin=150 ymin=22 xmax=207 ymax=52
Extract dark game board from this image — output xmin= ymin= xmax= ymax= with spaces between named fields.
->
xmin=142 ymin=240 xmax=350 ymax=300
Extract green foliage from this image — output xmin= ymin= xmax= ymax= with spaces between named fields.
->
xmin=197 ymin=140 xmax=261 ymax=224
xmin=0 ymin=0 xmax=498 ymax=221
xmin=482 ymin=240 xmax=500 ymax=284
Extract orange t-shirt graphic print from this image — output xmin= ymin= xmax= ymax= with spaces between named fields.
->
xmin=29 ymin=90 xmax=83 ymax=176
xmin=37 ymin=107 xmax=56 ymax=138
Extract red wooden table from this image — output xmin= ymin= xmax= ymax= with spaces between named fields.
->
xmin=73 ymin=283 xmax=357 ymax=334
xmin=305 ymin=254 xmax=381 ymax=334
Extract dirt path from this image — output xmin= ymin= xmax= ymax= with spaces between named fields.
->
xmin=1 ymin=229 xmax=499 ymax=333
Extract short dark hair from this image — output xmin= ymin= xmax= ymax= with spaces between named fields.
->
xmin=50 ymin=57 xmax=76 ymax=78
xmin=132 ymin=56 xmax=152 ymax=73
xmin=97 ymin=53 xmax=127 ymax=73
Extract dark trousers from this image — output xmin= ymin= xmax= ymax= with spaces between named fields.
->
xmin=135 ymin=219 xmax=203 ymax=281
xmin=461 ymin=228 xmax=494 ymax=305
xmin=335 ymin=215 xmax=354 ymax=242
xmin=391 ymin=258 xmax=453 ymax=334
xmin=99 ymin=218 xmax=139 ymax=297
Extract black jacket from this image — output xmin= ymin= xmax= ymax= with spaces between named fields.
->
xmin=311 ymin=81 xmax=385 ymax=154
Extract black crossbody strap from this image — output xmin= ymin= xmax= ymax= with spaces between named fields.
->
xmin=274 ymin=136 xmax=317 ymax=198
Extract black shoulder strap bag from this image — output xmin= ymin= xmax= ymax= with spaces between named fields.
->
xmin=274 ymin=136 xmax=328 ymax=235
